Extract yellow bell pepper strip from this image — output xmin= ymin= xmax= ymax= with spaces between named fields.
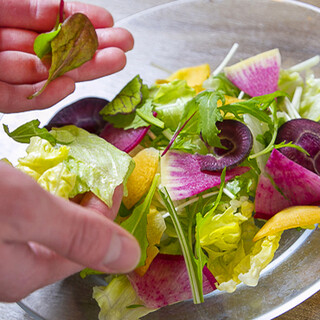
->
xmin=155 ymin=64 xmax=211 ymax=93
xmin=253 ymin=206 xmax=320 ymax=242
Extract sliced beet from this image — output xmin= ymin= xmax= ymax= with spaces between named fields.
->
xmin=99 ymin=123 xmax=150 ymax=153
xmin=275 ymin=118 xmax=320 ymax=174
xmin=46 ymin=97 xmax=108 ymax=134
xmin=200 ymin=119 xmax=253 ymax=172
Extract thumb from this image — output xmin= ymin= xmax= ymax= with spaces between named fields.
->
xmin=2 ymin=165 xmax=141 ymax=274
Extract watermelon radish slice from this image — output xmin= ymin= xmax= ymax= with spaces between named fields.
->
xmin=99 ymin=123 xmax=150 ymax=153
xmin=127 ymin=254 xmax=216 ymax=309
xmin=224 ymin=49 xmax=281 ymax=97
xmin=161 ymin=150 xmax=250 ymax=201
xmin=275 ymin=118 xmax=320 ymax=174
xmin=254 ymin=149 xmax=320 ymax=218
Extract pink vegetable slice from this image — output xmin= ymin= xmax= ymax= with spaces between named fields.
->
xmin=127 ymin=254 xmax=216 ymax=309
xmin=224 ymin=49 xmax=281 ymax=97
xmin=161 ymin=150 xmax=250 ymax=201
xmin=254 ymin=149 xmax=320 ymax=219
xmin=99 ymin=123 xmax=150 ymax=153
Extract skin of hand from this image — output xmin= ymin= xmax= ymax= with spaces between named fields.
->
xmin=0 ymin=0 xmax=134 ymax=112
xmin=0 ymin=0 xmax=140 ymax=302
xmin=0 ymin=163 xmax=141 ymax=302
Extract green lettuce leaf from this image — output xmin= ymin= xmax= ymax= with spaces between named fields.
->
xmin=300 ymin=74 xmax=320 ymax=121
xmin=93 ymin=275 xmax=155 ymax=320
xmin=203 ymin=73 xmax=241 ymax=97
xmin=198 ymin=199 xmax=281 ymax=293
xmin=278 ymin=69 xmax=304 ymax=99
xmin=16 ymin=136 xmax=75 ymax=198
xmin=51 ymin=125 xmax=135 ymax=206
xmin=153 ymin=80 xmax=195 ymax=130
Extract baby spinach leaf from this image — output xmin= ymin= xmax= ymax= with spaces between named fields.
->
xmin=29 ymin=13 xmax=98 ymax=99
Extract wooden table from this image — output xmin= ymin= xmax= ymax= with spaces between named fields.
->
xmin=1 ymin=0 xmax=320 ymax=319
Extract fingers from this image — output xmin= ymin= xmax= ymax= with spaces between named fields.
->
xmin=80 ymin=186 xmax=123 ymax=220
xmin=0 ymin=164 xmax=141 ymax=275
xmin=0 ymin=77 xmax=75 ymax=113
xmin=0 ymin=47 xmax=127 ymax=113
xmin=96 ymin=28 xmax=134 ymax=52
xmin=0 ymin=0 xmax=114 ymax=31
xmin=0 ymin=28 xmax=37 ymax=54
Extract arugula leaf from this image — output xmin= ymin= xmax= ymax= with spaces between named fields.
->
xmin=121 ymin=174 xmax=160 ymax=268
xmin=100 ymin=75 xmax=149 ymax=117
xmin=197 ymin=90 xmax=224 ymax=147
xmin=220 ymin=91 xmax=288 ymax=127
xmin=3 ymin=120 xmax=56 ymax=145
xmin=29 ymin=13 xmax=98 ymax=98
xmin=159 ymin=187 xmax=204 ymax=304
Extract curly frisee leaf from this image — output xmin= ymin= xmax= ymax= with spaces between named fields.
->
xmin=29 ymin=13 xmax=98 ymax=99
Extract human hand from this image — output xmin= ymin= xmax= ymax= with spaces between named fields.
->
xmin=0 ymin=163 xmax=140 ymax=302
xmin=0 ymin=0 xmax=134 ymax=113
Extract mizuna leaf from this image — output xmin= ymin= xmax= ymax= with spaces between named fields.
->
xmin=29 ymin=13 xmax=98 ymax=98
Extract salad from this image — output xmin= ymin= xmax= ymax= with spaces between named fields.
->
xmin=3 ymin=45 xmax=320 ymax=319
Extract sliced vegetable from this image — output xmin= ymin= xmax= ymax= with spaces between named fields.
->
xmin=200 ymin=120 xmax=253 ymax=171
xmin=100 ymin=123 xmax=150 ymax=153
xmin=254 ymin=149 xmax=320 ymax=217
xmin=161 ymin=150 xmax=250 ymax=201
xmin=159 ymin=64 xmax=211 ymax=93
xmin=123 ymin=148 xmax=160 ymax=209
xmin=253 ymin=206 xmax=320 ymax=241
xmin=224 ymin=49 xmax=281 ymax=97
xmin=46 ymin=98 xmax=108 ymax=134
xmin=127 ymin=254 xmax=216 ymax=309
xmin=275 ymin=118 xmax=320 ymax=174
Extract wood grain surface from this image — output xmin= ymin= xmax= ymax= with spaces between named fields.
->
xmin=1 ymin=0 xmax=320 ymax=319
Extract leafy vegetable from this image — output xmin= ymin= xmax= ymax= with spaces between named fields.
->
xmin=121 ymin=174 xmax=160 ymax=267
xmin=100 ymin=75 xmax=149 ymax=117
xmin=30 ymin=13 xmax=98 ymax=98
xmin=159 ymin=187 xmax=206 ymax=304
xmin=93 ymin=275 xmax=155 ymax=320
xmin=3 ymin=120 xmax=56 ymax=145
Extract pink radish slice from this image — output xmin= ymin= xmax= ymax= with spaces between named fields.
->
xmin=161 ymin=150 xmax=250 ymax=201
xmin=127 ymin=254 xmax=216 ymax=309
xmin=99 ymin=123 xmax=150 ymax=153
xmin=254 ymin=149 xmax=320 ymax=218
xmin=224 ymin=49 xmax=281 ymax=97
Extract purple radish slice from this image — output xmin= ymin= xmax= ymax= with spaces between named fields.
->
xmin=200 ymin=120 xmax=253 ymax=172
xmin=161 ymin=150 xmax=250 ymax=201
xmin=99 ymin=123 xmax=150 ymax=153
xmin=46 ymin=97 xmax=108 ymax=134
xmin=127 ymin=254 xmax=216 ymax=309
xmin=275 ymin=118 xmax=320 ymax=175
xmin=224 ymin=49 xmax=281 ymax=97
xmin=254 ymin=149 xmax=320 ymax=218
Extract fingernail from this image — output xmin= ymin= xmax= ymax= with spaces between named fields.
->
xmin=103 ymin=232 xmax=141 ymax=273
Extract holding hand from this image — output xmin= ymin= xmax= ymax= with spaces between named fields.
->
xmin=0 ymin=0 xmax=134 ymax=112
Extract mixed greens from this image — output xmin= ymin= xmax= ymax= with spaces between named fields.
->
xmin=3 ymin=46 xmax=320 ymax=319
